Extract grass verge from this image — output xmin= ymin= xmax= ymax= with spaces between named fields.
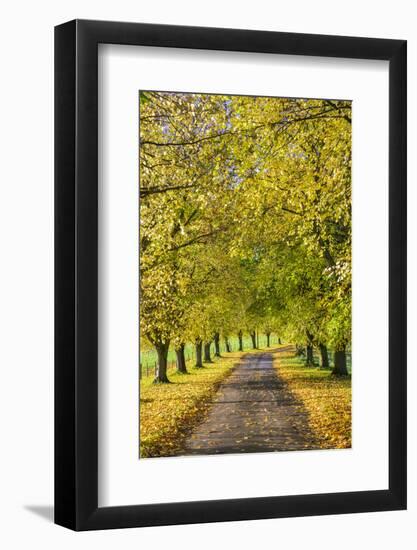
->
xmin=140 ymin=351 xmax=245 ymax=457
xmin=273 ymin=349 xmax=352 ymax=449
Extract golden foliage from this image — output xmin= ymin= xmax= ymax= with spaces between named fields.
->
xmin=274 ymin=350 xmax=351 ymax=448
xmin=140 ymin=92 xmax=352 ymax=351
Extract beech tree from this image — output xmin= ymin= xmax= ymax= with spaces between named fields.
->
xmin=139 ymin=91 xmax=351 ymax=381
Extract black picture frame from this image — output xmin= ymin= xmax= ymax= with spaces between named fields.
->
xmin=55 ymin=19 xmax=407 ymax=531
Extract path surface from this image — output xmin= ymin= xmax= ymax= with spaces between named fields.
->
xmin=182 ymin=349 xmax=319 ymax=455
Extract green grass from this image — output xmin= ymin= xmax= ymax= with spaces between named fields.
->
xmin=273 ymin=350 xmax=352 ymax=448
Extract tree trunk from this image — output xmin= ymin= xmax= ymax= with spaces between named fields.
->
xmin=250 ymin=330 xmax=257 ymax=349
xmin=306 ymin=344 xmax=314 ymax=366
xmin=195 ymin=339 xmax=203 ymax=368
xmin=319 ymin=343 xmax=330 ymax=369
xmin=153 ymin=341 xmax=170 ymax=383
xmin=278 ymin=337 xmax=282 ymax=345
xmin=204 ymin=341 xmax=213 ymax=363
xmin=306 ymin=330 xmax=314 ymax=366
xmin=332 ymin=347 xmax=348 ymax=375
xmin=175 ymin=343 xmax=188 ymax=374
xmin=295 ymin=344 xmax=304 ymax=356
xmin=266 ymin=332 xmax=271 ymax=347
xmin=213 ymin=332 xmax=221 ymax=357
xmin=238 ymin=330 xmax=243 ymax=351
xmin=225 ymin=337 xmax=231 ymax=353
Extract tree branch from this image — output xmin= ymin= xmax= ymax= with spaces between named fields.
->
xmin=140 ymin=183 xmax=197 ymax=197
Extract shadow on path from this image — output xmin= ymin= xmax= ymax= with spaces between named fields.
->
xmin=178 ymin=349 xmax=319 ymax=456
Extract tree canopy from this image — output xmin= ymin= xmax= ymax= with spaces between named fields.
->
xmin=139 ymin=91 xmax=352 ymax=381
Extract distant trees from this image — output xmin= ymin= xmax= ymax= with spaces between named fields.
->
xmin=139 ymin=92 xmax=351 ymax=382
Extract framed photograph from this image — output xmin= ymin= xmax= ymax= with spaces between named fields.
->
xmin=55 ymin=19 xmax=406 ymax=530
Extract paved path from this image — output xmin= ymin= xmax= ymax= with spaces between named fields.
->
xmin=182 ymin=349 xmax=319 ymax=455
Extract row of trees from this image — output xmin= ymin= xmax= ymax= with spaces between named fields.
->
xmin=165 ymin=330 xmax=282 ymax=377
xmin=139 ymin=91 xmax=352 ymax=382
